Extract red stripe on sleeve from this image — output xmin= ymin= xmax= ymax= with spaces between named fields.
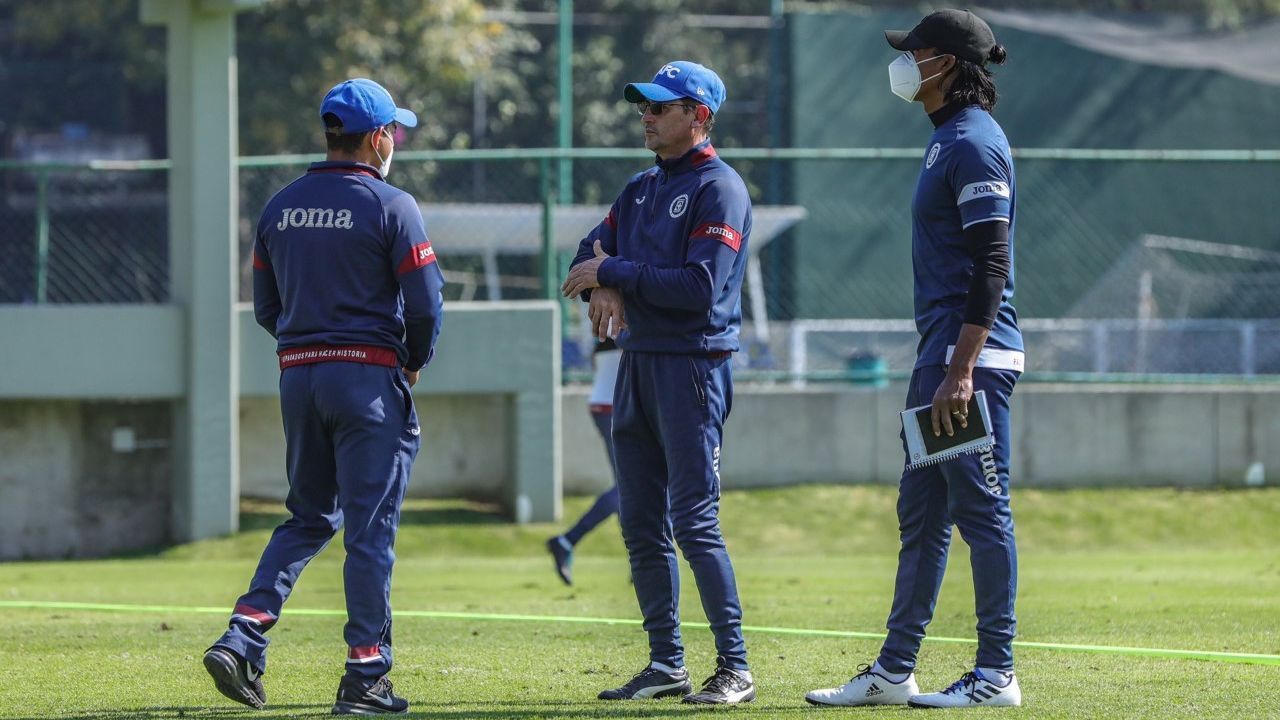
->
xmin=604 ymin=209 xmax=617 ymax=229
xmin=397 ymin=241 xmax=438 ymax=275
xmin=252 ymin=250 xmax=270 ymax=270
xmin=689 ymin=222 xmax=742 ymax=252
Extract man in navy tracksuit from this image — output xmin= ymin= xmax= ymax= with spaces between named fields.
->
xmin=806 ymin=10 xmax=1024 ymax=710
xmin=561 ymin=60 xmax=756 ymax=706
xmin=203 ymin=78 xmax=444 ymax=716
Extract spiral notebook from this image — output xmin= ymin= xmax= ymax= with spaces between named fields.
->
xmin=901 ymin=390 xmax=994 ymax=470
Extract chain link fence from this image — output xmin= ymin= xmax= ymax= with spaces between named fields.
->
xmin=1 ymin=164 xmax=168 ymax=303
xmin=4 ymin=149 xmax=1279 ymax=379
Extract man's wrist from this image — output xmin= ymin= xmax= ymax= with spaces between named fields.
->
xmin=598 ymin=256 xmax=637 ymax=291
xmin=595 ymin=257 xmax=614 ymax=287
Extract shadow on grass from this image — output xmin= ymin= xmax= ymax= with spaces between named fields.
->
xmin=238 ymin=498 xmax=509 ymax=533
xmin=5 ymin=699 xmax=819 ymax=719
xmin=3 ymin=706 xmax=328 ymax=720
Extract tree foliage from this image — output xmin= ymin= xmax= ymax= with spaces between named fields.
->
xmin=1 ymin=1 xmax=166 ymax=148
xmin=788 ymin=0 xmax=1280 ymax=30
xmin=3 ymin=0 xmax=1276 ymax=160
xmin=237 ymin=0 xmax=521 ymax=153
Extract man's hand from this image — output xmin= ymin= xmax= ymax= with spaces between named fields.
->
xmin=404 ymin=368 xmax=420 ymax=388
xmin=930 ymin=368 xmax=972 ymax=438
xmin=588 ymin=287 xmax=627 ymax=341
xmin=561 ymin=240 xmax=611 ymax=298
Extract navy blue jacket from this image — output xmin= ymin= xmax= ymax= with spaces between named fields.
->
xmin=571 ymin=141 xmax=752 ymax=354
xmin=252 ymin=161 xmax=445 ymax=371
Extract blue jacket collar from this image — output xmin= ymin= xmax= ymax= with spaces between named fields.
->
xmin=655 ymin=140 xmax=717 ymax=175
xmin=307 ymin=160 xmax=384 ymax=181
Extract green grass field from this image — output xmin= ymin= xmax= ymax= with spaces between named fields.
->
xmin=2 ymin=485 xmax=1278 ymax=719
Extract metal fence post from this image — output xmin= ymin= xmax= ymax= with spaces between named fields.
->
xmin=540 ymin=156 xmax=556 ymax=299
xmin=1242 ymin=321 xmax=1257 ymax=377
xmin=557 ymin=0 xmax=573 ymax=204
xmin=35 ymin=168 xmax=51 ymax=304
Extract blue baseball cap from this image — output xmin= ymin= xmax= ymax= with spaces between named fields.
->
xmin=319 ymin=78 xmax=418 ymax=135
xmin=624 ymin=61 xmax=725 ymax=114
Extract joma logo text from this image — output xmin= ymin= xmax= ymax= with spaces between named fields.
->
xmin=980 ymin=450 xmax=1000 ymax=494
xmin=277 ymin=207 xmax=354 ymax=231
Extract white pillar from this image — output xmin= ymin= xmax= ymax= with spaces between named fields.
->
xmin=142 ymin=0 xmax=262 ymax=541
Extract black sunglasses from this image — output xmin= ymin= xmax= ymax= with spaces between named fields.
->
xmin=635 ymin=100 xmax=697 ymax=116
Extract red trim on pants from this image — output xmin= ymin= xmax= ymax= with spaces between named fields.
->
xmin=347 ymin=645 xmax=382 ymax=663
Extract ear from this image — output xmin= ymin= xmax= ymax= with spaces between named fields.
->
xmin=692 ymin=104 xmax=710 ymax=128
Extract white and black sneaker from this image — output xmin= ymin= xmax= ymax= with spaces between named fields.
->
xmin=805 ymin=662 xmax=918 ymax=706
xmin=908 ymin=669 xmax=1021 ymax=708
xmin=598 ymin=665 xmax=693 ymax=700
xmin=332 ymin=675 xmax=409 ymax=715
xmin=682 ymin=658 xmax=756 ymax=705
xmin=203 ymin=646 xmax=266 ymax=710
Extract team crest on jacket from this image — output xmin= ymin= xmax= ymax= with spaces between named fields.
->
xmin=669 ymin=194 xmax=689 ymax=218
xmin=926 ymin=143 xmax=941 ymax=169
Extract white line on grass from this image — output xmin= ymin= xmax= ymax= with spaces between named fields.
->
xmin=2 ymin=599 xmax=1277 ymax=666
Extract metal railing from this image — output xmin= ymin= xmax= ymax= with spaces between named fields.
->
xmin=784 ymin=318 xmax=1280 ymax=385
xmin=6 ymin=146 xmax=1280 ymax=303
xmin=4 ymin=147 xmax=1279 ymax=382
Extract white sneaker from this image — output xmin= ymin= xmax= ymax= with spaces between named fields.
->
xmin=908 ymin=669 xmax=1022 ymax=708
xmin=805 ymin=663 xmax=919 ymax=706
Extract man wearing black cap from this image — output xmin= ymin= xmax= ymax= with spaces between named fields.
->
xmin=202 ymin=78 xmax=444 ymax=715
xmin=561 ymin=60 xmax=756 ymax=705
xmin=806 ymin=9 xmax=1025 ymax=709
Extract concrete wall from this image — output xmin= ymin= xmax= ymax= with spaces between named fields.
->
xmin=238 ymin=302 xmax=562 ymax=522
xmin=0 ymin=401 xmax=171 ymax=559
xmin=4 ymin=381 xmax=1277 ymax=559
xmin=0 ymin=301 xmax=560 ymax=558
xmin=239 ymin=395 xmax=511 ymax=500
xmin=560 ymin=381 xmax=1280 ymax=494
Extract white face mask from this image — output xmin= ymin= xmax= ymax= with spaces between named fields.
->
xmin=888 ymin=52 xmax=948 ymax=102
xmin=373 ymin=127 xmax=393 ymax=177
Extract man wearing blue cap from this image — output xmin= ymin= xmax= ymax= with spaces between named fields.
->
xmin=562 ymin=60 xmax=756 ymax=705
xmin=202 ymin=78 xmax=444 ymax=715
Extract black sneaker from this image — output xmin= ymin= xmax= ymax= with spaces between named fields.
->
xmin=203 ymin=646 xmax=266 ymax=710
xmin=683 ymin=658 xmax=756 ymax=705
xmin=332 ymin=675 xmax=409 ymax=715
xmin=598 ymin=665 xmax=693 ymax=700
xmin=546 ymin=536 xmax=574 ymax=585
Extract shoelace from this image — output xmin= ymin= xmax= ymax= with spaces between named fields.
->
xmin=942 ymin=671 xmax=981 ymax=695
xmin=368 ymin=677 xmax=394 ymax=698
xmin=699 ymin=667 xmax=741 ymax=695
xmin=848 ymin=663 xmax=875 ymax=683
xmin=621 ymin=667 xmax=674 ymax=693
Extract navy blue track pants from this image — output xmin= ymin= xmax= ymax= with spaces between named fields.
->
xmin=214 ymin=362 xmax=419 ymax=680
xmin=613 ymin=351 xmax=748 ymax=671
xmin=878 ymin=365 xmax=1020 ymax=673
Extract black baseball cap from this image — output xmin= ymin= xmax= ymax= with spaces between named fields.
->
xmin=885 ymin=9 xmax=998 ymax=66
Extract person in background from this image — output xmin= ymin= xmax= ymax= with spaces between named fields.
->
xmin=546 ymin=338 xmax=624 ymax=585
